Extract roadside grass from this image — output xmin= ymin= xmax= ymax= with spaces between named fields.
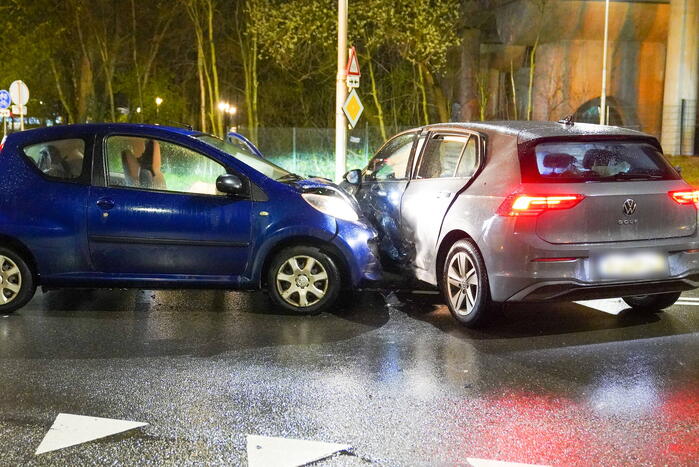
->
xmin=667 ymin=155 xmax=699 ymax=186
xmin=268 ymin=152 xmax=370 ymax=180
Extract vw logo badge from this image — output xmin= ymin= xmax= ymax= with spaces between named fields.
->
xmin=623 ymin=198 xmax=637 ymax=216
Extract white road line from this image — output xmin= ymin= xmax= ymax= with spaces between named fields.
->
xmin=467 ymin=458 xmax=550 ymax=467
xmin=247 ymin=435 xmax=350 ymax=467
xmin=574 ymin=298 xmax=629 ymax=315
xmin=678 ymin=296 xmax=699 ymax=301
xmin=35 ymin=413 xmax=147 ymax=455
xmin=675 ymin=301 xmax=699 ymax=306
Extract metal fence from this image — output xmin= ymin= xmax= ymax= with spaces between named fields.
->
xmin=237 ymin=124 xmax=410 ymax=180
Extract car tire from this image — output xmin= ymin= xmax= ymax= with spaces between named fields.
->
xmin=0 ymin=247 xmax=36 ymax=315
xmin=441 ymin=239 xmax=493 ymax=328
xmin=622 ymin=292 xmax=681 ymax=312
xmin=267 ymin=246 xmax=341 ymax=315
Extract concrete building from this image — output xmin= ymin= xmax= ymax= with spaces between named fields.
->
xmin=483 ymin=0 xmax=698 ymax=154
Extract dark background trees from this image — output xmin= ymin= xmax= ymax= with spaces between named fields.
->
xmin=0 ymin=0 xmax=500 ymax=139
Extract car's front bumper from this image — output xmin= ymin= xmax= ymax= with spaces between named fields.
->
xmin=332 ymin=218 xmax=382 ymax=286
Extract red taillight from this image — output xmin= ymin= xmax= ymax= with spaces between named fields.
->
xmin=669 ymin=190 xmax=699 ymax=206
xmin=497 ymin=193 xmax=585 ymax=216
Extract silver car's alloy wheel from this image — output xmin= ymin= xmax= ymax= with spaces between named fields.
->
xmin=447 ymin=252 xmax=478 ymax=316
xmin=276 ymin=255 xmax=329 ymax=308
xmin=0 ymin=255 xmax=22 ymax=305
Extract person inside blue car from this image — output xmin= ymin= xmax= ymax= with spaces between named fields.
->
xmin=121 ymin=137 xmax=166 ymax=189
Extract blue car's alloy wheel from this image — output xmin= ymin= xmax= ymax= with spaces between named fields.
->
xmin=268 ymin=246 xmax=341 ymax=314
xmin=0 ymin=248 xmax=35 ymax=314
xmin=0 ymin=255 xmax=22 ymax=305
xmin=276 ymin=255 xmax=329 ymax=308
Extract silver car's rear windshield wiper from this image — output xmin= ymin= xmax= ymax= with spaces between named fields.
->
xmin=604 ymin=173 xmax=664 ymax=181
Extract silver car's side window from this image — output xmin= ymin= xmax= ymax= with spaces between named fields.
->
xmin=415 ymin=135 xmax=470 ymax=179
xmin=365 ymin=132 xmax=416 ymax=181
xmin=455 ymin=136 xmax=478 ymax=178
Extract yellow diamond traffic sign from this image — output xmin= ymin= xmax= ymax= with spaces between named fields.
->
xmin=342 ymin=89 xmax=364 ymax=129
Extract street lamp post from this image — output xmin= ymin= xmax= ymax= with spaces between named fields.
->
xmin=218 ymin=101 xmax=231 ymax=137
xmin=226 ymin=105 xmax=237 ymax=133
xmin=155 ymin=97 xmax=163 ymax=122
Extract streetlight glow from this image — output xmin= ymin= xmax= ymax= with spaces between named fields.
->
xmin=155 ymin=97 xmax=163 ymax=106
xmin=226 ymin=106 xmax=237 ymax=115
xmin=218 ymin=101 xmax=229 ymax=112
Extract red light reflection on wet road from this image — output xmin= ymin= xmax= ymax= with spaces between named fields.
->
xmin=440 ymin=388 xmax=699 ymax=466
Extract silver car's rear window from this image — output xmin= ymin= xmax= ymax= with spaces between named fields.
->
xmin=531 ymin=140 xmax=679 ymax=182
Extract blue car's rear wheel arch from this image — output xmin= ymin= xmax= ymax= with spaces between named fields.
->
xmin=441 ymin=239 xmax=496 ymax=328
xmin=0 ymin=247 xmax=36 ymax=314
xmin=267 ymin=245 xmax=341 ymax=314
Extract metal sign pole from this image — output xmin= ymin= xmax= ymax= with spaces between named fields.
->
xmin=335 ymin=0 xmax=348 ymax=182
xmin=19 ymin=85 xmax=24 ymax=131
xmin=600 ymin=0 xmax=610 ymax=125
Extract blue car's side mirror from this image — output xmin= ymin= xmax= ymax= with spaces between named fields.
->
xmin=216 ymin=174 xmax=247 ymax=197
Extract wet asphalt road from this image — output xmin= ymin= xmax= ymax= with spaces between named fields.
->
xmin=1 ymin=286 xmax=698 ymax=466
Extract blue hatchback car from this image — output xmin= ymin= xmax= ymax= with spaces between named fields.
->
xmin=0 ymin=124 xmax=380 ymax=314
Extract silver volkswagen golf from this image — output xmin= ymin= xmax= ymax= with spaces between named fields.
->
xmin=345 ymin=121 xmax=699 ymax=327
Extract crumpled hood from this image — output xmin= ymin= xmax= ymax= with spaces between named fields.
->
xmin=292 ymin=177 xmax=338 ymax=191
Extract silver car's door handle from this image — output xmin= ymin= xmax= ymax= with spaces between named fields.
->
xmin=436 ymin=191 xmax=453 ymax=199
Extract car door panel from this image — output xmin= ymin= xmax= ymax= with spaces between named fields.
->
xmin=354 ymin=132 xmax=425 ymax=264
xmin=87 ymin=134 xmax=253 ymax=276
xmin=87 ymin=186 xmax=252 ymax=275
xmin=401 ymin=133 xmax=481 ymax=274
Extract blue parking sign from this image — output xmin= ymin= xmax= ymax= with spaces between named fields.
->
xmin=0 ymin=90 xmax=10 ymax=109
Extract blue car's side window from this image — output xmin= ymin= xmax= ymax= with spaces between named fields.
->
xmin=23 ymin=138 xmax=86 ymax=180
xmin=105 ymin=136 xmax=228 ymax=196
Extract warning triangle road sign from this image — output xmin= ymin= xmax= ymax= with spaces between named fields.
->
xmin=247 ymin=434 xmax=350 ymax=467
xmin=35 ymin=413 xmax=148 ymax=455
xmin=346 ymin=46 xmax=361 ymax=76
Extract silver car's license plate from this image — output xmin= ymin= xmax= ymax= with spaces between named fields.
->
xmin=594 ymin=250 xmax=668 ymax=280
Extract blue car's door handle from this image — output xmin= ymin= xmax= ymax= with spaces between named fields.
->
xmin=96 ymin=198 xmax=115 ymax=211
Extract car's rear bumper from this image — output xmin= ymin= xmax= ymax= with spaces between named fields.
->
xmin=507 ymin=274 xmax=699 ymax=302
xmin=481 ymin=216 xmax=699 ymax=302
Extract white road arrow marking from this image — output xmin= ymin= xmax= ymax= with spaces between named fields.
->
xmin=574 ymin=298 xmax=629 ymax=315
xmin=246 ymin=434 xmax=350 ymax=467
xmin=35 ymin=413 xmax=147 ymax=455
xmin=467 ymin=458 xmax=550 ymax=467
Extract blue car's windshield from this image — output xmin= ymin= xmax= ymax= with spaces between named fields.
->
xmin=196 ymin=135 xmax=292 ymax=181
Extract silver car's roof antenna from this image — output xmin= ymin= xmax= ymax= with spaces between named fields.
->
xmin=558 ymin=115 xmax=575 ymax=126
